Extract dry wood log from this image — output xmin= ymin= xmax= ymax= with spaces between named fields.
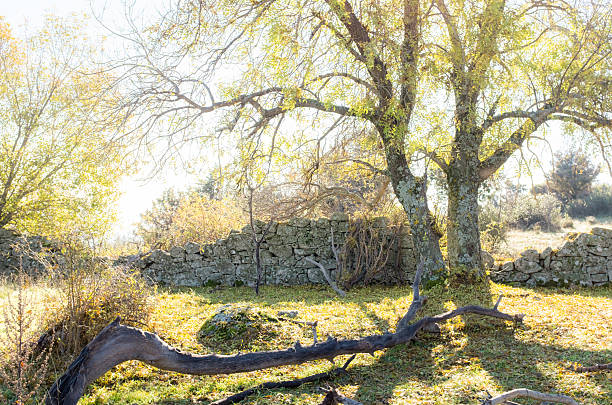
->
xmin=481 ymin=388 xmax=579 ymax=404
xmin=46 ymin=263 xmax=523 ymax=405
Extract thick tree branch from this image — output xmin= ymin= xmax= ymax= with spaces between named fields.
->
xmin=569 ymin=362 xmax=612 ymax=372
xmin=46 ymin=274 xmax=523 ymax=405
xmin=324 ymin=0 xmax=393 ymax=104
xmin=478 ymin=109 xmax=553 ymax=180
xmin=399 ymin=0 xmax=419 ymax=112
xmin=304 ymin=257 xmax=347 ymax=297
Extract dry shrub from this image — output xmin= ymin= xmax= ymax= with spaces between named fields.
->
xmin=39 ymin=250 xmax=155 ymax=367
xmin=138 ymin=192 xmax=246 ymax=250
xmin=337 ymin=216 xmax=404 ymax=289
xmin=0 ymin=271 xmax=52 ymax=404
xmin=171 ymin=194 xmax=245 ymax=246
xmin=0 ymin=234 xmax=154 ymax=403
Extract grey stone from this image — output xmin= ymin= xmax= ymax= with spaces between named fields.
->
xmin=330 ymin=212 xmax=349 ymax=222
xmin=591 ymin=273 xmax=608 ymax=283
xmin=185 ymin=242 xmax=200 ymax=254
xmin=586 ymin=265 xmax=606 ymax=275
xmin=591 ymin=227 xmax=612 ymax=239
xmin=520 ymin=249 xmax=540 ymax=262
xmin=169 ymin=246 xmax=185 ymax=259
xmin=186 ymin=253 xmax=202 ymax=262
xmin=514 ymin=258 xmax=543 ymax=274
xmin=277 ymin=310 xmax=298 ymax=318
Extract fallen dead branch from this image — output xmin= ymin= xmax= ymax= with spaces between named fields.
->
xmin=481 ymin=388 xmax=579 ymax=404
xmin=45 ymin=263 xmax=524 ymax=405
xmin=210 ymin=355 xmax=355 ymax=405
xmin=569 ymin=362 xmax=612 ymax=372
xmin=304 ymin=257 xmax=347 ymax=296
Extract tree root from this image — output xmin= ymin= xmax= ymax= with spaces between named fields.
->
xmin=569 ymin=362 xmax=612 ymax=372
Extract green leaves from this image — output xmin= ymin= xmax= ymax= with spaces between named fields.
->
xmin=0 ymin=16 xmax=130 ymax=238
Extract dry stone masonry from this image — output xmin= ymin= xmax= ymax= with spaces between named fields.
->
xmin=123 ymin=214 xmax=418 ymax=287
xmin=0 ymin=228 xmax=51 ymax=275
xmin=2 ymin=221 xmax=610 ymax=288
xmin=491 ymin=227 xmax=612 ymax=287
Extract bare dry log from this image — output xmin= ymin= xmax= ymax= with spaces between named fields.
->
xmin=46 ymin=264 xmax=523 ymax=405
xmin=481 ymin=388 xmax=579 ymax=404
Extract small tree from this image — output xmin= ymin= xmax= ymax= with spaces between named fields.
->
xmin=0 ymin=17 xmax=129 ymax=237
xmin=548 ymin=150 xmax=600 ymax=203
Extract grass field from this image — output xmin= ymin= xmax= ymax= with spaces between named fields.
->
xmin=69 ymin=283 xmax=612 ymax=405
xmin=493 ymin=217 xmax=612 ymax=259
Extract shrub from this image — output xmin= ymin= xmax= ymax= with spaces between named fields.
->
xmin=566 ymin=184 xmax=612 ymax=218
xmin=547 ymin=150 xmax=600 ymax=203
xmin=137 ymin=190 xmax=245 ymax=250
xmin=479 ymin=204 xmax=509 ymax=253
xmin=506 ymin=194 xmax=563 ymax=232
xmin=0 ymin=271 xmax=52 ymax=404
xmin=35 ymin=240 xmax=155 ymax=370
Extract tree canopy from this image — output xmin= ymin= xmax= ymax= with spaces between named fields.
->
xmin=107 ymin=0 xmax=611 ymax=278
xmin=0 ymin=17 xmax=131 ymax=237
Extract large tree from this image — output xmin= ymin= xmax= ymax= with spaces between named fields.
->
xmin=109 ymin=0 xmax=611 ymax=279
xmin=0 ymin=17 xmax=130 ymax=237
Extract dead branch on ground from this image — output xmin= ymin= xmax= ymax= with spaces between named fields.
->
xmin=481 ymin=388 xmax=579 ymax=405
xmin=45 ymin=263 xmax=523 ymax=405
xmin=210 ymin=355 xmax=355 ymax=405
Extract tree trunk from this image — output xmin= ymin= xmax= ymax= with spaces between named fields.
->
xmin=254 ymin=240 xmax=262 ymax=295
xmin=381 ymin=137 xmax=446 ymax=283
xmin=446 ymin=163 xmax=485 ymax=279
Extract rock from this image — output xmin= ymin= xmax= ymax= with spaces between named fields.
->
xmin=591 ymin=273 xmax=608 ymax=283
xmin=481 ymin=250 xmax=495 ymax=269
xmin=520 ymin=249 xmax=540 ymax=262
xmin=591 ymin=227 xmax=612 ymax=239
xmin=169 ymin=246 xmax=185 ymax=259
xmin=185 ymin=242 xmax=201 ymax=254
xmin=197 ymin=304 xmax=281 ymax=353
xmin=330 ymin=212 xmax=349 ymax=222
xmin=277 ymin=310 xmax=298 ymax=318
xmin=514 ymin=258 xmax=543 ymax=274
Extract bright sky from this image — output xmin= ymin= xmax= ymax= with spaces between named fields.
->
xmin=3 ymin=1 xmax=610 ymax=239
xmin=4 ymin=0 xmax=206 ymax=238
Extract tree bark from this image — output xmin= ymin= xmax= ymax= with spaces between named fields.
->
xmin=381 ymin=137 xmax=446 ymax=283
xmin=446 ymin=166 xmax=485 ymax=278
xmin=482 ymin=388 xmax=578 ymax=405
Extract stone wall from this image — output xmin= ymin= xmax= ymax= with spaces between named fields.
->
xmin=3 ymin=222 xmax=609 ymax=288
xmin=491 ymin=227 xmax=612 ymax=287
xmin=123 ymin=214 xmax=419 ymax=287
xmin=0 ymin=228 xmax=51 ymax=275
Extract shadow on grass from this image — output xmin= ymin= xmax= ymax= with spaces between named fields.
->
xmin=167 ymin=283 xmax=610 ymax=404
xmin=346 ymin=320 xmax=610 ymax=404
xmin=162 ymin=284 xmax=418 ymax=307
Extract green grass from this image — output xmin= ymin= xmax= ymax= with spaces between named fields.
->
xmin=72 ymin=283 xmax=611 ymax=404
